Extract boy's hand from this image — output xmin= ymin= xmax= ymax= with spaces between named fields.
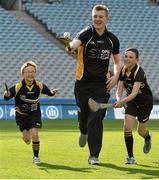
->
xmin=4 ymin=90 xmax=10 ymax=98
xmin=50 ymin=88 xmax=60 ymax=95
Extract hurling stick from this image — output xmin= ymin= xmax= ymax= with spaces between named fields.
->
xmin=88 ymin=98 xmax=113 ymax=112
xmin=5 ymin=82 xmax=9 ymax=93
xmin=57 ymin=37 xmax=72 ymax=49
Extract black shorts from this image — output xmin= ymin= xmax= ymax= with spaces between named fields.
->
xmin=125 ymin=101 xmax=153 ymax=123
xmin=74 ymin=80 xmax=110 ymax=121
xmin=16 ymin=114 xmax=42 ymax=132
xmin=74 ymin=80 xmax=110 ymax=107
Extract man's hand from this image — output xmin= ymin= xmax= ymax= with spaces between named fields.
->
xmin=65 ymin=46 xmax=77 ymax=56
xmin=4 ymin=90 xmax=10 ymax=98
xmin=106 ymin=75 xmax=118 ymax=90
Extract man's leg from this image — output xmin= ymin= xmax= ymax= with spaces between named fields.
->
xmin=74 ymin=81 xmax=89 ymax=147
xmin=87 ymin=85 xmax=110 ymax=165
xmin=87 ymin=109 xmax=105 ymax=158
xmin=77 ymin=103 xmax=89 ymax=147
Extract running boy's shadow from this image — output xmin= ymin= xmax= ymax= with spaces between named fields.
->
xmin=100 ymin=163 xmax=159 ymax=179
xmin=37 ymin=162 xmax=96 ymax=173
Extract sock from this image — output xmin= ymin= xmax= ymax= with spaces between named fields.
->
xmin=144 ymin=130 xmax=150 ymax=142
xmin=32 ymin=141 xmax=40 ymax=157
xmin=124 ymin=131 xmax=134 ymax=157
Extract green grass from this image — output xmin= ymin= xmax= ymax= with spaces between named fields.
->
xmin=0 ymin=119 xmax=159 ymax=179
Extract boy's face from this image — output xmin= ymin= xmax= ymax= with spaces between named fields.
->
xmin=22 ymin=65 xmax=36 ymax=83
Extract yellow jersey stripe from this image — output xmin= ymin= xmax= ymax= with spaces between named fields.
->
xmin=76 ymin=45 xmax=84 ymax=80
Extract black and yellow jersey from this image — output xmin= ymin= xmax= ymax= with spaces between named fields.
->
xmin=75 ymin=25 xmax=120 ymax=82
xmin=4 ymin=80 xmax=54 ymax=116
xmin=119 ymin=64 xmax=153 ymax=101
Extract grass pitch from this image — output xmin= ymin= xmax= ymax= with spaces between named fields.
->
xmin=0 ymin=119 xmax=159 ymax=179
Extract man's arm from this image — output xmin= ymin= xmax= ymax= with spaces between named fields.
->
xmin=113 ymin=54 xmax=123 ymax=76
xmin=65 ymin=39 xmax=82 ymax=54
xmin=70 ymin=39 xmax=82 ymax=50
xmin=107 ymin=54 xmax=123 ymax=90
xmin=116 ymin=80 xmax=124 ymax=101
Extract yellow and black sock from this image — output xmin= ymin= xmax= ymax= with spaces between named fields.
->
xmin=124 ymin=131 xmax=133 ymax=157
xmin=32 ymin=141 xmax=40 ymax=157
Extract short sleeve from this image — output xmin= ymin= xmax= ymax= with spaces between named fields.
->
xmin=135 ymin=68 xmax=145 ymax=82
xmin=74 ymin=26 xmax=92 ymax=44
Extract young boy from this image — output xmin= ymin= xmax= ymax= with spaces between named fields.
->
xmin=4 ymin=61 xmax=59 ymax=164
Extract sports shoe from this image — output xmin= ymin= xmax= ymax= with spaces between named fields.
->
xmin=79 ymin=133 xmax=87 ymax=147
xmin=88 ymin=156 xmax=101 ymax=165
xmin=125 ymin=156 xmax=136 ymax=164
xmin=33 ymin=156 xmax=41 ymax=164
xmin=143 ymin=134 xmax=152 ymax=154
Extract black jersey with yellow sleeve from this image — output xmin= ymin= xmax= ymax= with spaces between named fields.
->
xmin=119 ymin=64 xmax=153 ymax=101
xmin=4 ymin=80 xmax=54 ymax=116
xmin=75 ymin=25 xmax=120 ymax=82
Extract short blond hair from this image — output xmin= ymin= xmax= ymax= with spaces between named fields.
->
xmin=21 ymin=61 xmax=37 ymax=74
xmin=92 ymin=4 xmax=109 ymax=16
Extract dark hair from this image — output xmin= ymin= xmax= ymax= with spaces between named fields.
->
xmin=125 ymin=47 xmax=139 ymax=58
xmin=92 ymin=4 xmax=109 ymax=16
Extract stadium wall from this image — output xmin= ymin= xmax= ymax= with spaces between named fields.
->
xmin=0 ymin=99 xmax=158 ymax=120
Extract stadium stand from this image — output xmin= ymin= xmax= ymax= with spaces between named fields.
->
xmin=0 ymin=6 xmax=76 ymax=99
xmin=24 ymin=0 xmax=159 ymax=101
xmin=0 ymin=0 xmax=159 ymax=101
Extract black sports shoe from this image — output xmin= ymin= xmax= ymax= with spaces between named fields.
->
xmin=143 ymin=134 xmax=152 ymax=154
xmin=79 ymin=133 xmax=87 ymax=147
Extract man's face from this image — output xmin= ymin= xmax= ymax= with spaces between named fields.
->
xmin=92 ymin=9 xmax=108 ymax=30
xmin=22 ymin=65 xmax=36 ymax=83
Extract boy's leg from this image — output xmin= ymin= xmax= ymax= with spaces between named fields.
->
xmin=31 ymin=128 xmax=40 ymax=157
xmin=31 ymin=128 xmax=40 ymax=164
xmin=21 ymin=128 xmax=31 ymax=144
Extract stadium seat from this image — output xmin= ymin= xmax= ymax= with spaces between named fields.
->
xmin=0 ymin=0 xmax=159 ymax=99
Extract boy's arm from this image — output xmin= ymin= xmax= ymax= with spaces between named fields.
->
xmin=42 ymin=84 xmax=59 ymax=96
xmin=4 ymin=86 xmax=16 ymax=100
